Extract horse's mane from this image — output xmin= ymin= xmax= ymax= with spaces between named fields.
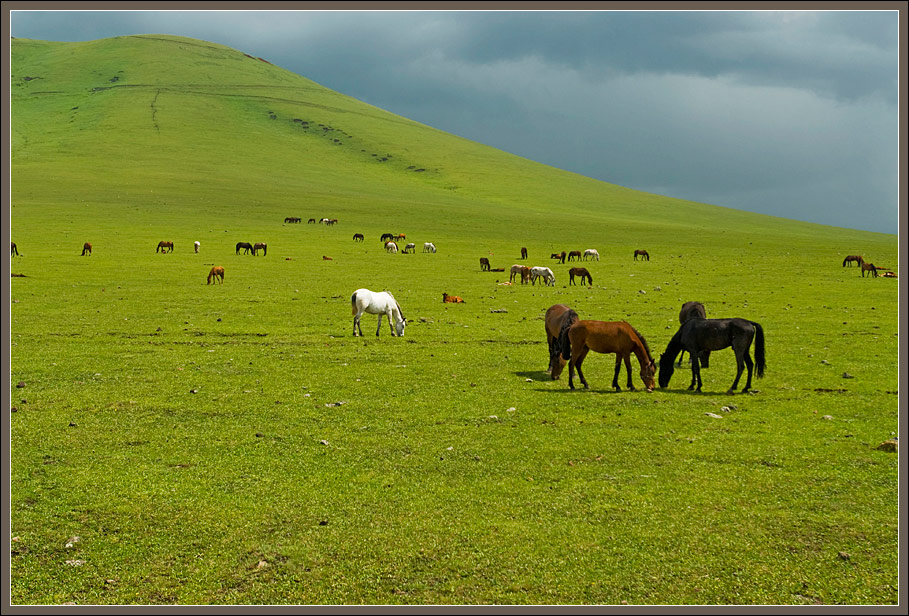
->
xmin=557 ymin=310 xmax=580 ymax=360
xmin=629 ymin=324 xmax=654 ymax=361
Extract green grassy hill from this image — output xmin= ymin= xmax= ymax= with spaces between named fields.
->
xmin=9 ymin=35 xmax=899 ymax=606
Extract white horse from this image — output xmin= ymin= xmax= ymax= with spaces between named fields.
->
xmin=530 ymin=266 xmax=556 ymax=286
xmin=385 ymin=241 xmax=398 ymax=254
xmin=583 ymin=249 xmax=599 ymax=261
xmin=351 ymin=288 xmax=407 ymax=337
xmin=194 ymin=241 xmax=200 ymax=254
xmin=423 ymin=242 xmax=437 ymax=253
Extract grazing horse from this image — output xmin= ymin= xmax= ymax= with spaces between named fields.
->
xmin=194 ymin=241 xmax=200 ymax=253
xmin=327 ymin=218 xmax=338 ymax=225
xmin=207 ymin=266 xmax=225 ymax=285
xmin=550 ymin=251 xmax=566 ymax=264
xmin=634 ymin=249 xmax=650 ymax=261
xmin=568 ymin=267 xmax=593 ymax=286
xmin=284 ymin=216 xmax=301 ymax=223
xmin=583 ymin=249 xmax=599 ymax=261
xmin=677 ymin=301 xmax=708 ymax=367
xmin=442 ymin=293 xmax=465 ymax=303
xmin=658 ymin=318 xmax=765 ymax=394
xmin=308 ymin=218 xmax=317 ymax=224
xmin=560 ymin=320 xmax=656 ymax=391
xmin=381 ymin=233 xmax=395 ymax=243
xmin=530 ymin=266 xmax=555 ymax=286
xmin=403 ymin=243 xmax=416 ymax=254
xmin=394 ymin=233 xmax=406 ymax=242
xmin=351 ymin=288 xmax=407 ymax=337
xmin=353 ymin=233 xmax=365 ymax=242
xmin=521 ymin=247 xmax=528 ymax=260
xmin=423 ymin=242 xmax=437 ymax=253
xmin=510 ymin=264 xmax=525 ymax=282
xmin=480 ymin=257 xmax=491 ymax=271
xmin=544 ymin=304 xmax=580 ymax=379
xmin=81 ymin=242 xmax=92 ymax=256
xmin=843 ymin=255 xmax=864 ymax=267
xmin=11 ymin=242 xmax=18 ymax=256
xmin=567 ymin=250 xmax=582 ymax=262
xmin=861 ymin=262 xmax=878 ymax=278
xmin=156 ymin=241 xmax=174 ymax=253
xmin=253 ymin=243 xmax=267 ymax=256
xmin=236 ymin=242 xmax=253 ymax=255
xmin=385 ymin=241 xmax=399 ymax=254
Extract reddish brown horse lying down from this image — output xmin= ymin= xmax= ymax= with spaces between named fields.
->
xmin=207 ymin=266 xmax=225 ymax=285
xmin=442 ymin=293 xmax=465 ymax=303
xmin=544 ymin=304 xmax=580 ymax=379
xmin=561 ymin=320 xmax=656 ymax=391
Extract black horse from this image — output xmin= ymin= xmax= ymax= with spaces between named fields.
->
xmin=676 ymin=301 xmax=708 ymax=366
xmin=236 ymin=242 xmax=253 ymax=255
xmin=659 ymin=318 xmax=765 ymax=394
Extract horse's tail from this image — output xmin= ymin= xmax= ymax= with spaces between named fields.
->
xmin=750 ymin=321 xmax=766 ymax=378
xmin=559 ymin=310 xmax=580 ymax=361
xmin=351 ymin=292 xmax=359 ymax=315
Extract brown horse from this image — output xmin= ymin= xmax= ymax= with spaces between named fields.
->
xmin=253 ymin=243 xmax=267 ymax=256
xmin=236 ymin=242 xmax=253 ymax=255
xmin=394 ymin=233 xmax=406 ymax=241
xmin=561 ymin=320 xmax=656 ymax=391
xmin=550 ymin=251 xmax=566 ymax=264
xmin=568 ymin=267 xmax=593 ymax=286
xmin=677 ymin=301 xmax=708 ymax=367
xmin=567 ymin=250 xmax=582 ymax=262
xmin=308 ymin=218 xmax=317 ymax=224
xmin=353 ymin=233 xmax=365 ymax=242
xmin=442 ymin=293 xmax=465 ymax=304
xmin=861 ymin=262 xmax=878 ymax=277
xmin=544 ymin=304 xmax=580 ymax=379
xmin=634 ymin=249 xmax=650 ymax=261
xmin=843 ymin=255 xmax=864 ymax=267
xmin=480 ymin=257 xmax=491 ymax=271
xmin=521 ymin=247 xmax=528 ymax=260
xmin=81 ymin=242 xmax=92 ymax=256
xmin=11 ymin=242 xmax=18 ymax=256
xmin=156 ymin=240 xmax=174 ymax=253
xmin=207 ymin=266 xmax=224 ymax=285
xmin=284 ymin=216 xmax=302 ymax=223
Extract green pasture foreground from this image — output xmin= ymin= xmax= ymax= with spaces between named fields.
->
xmin=9 ymin=212 xmax=900 ymax=606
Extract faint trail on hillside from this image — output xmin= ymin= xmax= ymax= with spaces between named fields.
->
xmin=151 ymin=89 xmax=160 ymax=133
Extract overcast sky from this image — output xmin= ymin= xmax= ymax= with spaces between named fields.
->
xmin=8 ymin=6 xmax=901 ymax=234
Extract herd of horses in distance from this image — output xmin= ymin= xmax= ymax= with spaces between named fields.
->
xmin=8 ymin=218 xmax=894 ymax=393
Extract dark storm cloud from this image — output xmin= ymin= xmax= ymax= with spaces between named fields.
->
xmin=9 ymin=8 xmax=899 ymax=234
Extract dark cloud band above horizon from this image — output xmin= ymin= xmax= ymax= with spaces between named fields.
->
xmin=9 ymin=8 xmax=900 ymax=234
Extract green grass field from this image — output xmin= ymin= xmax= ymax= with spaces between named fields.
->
xmin=9 ymin=35 xmax=900 ymax=605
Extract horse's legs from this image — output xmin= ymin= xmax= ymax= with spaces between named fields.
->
xmin=688 ymin=352 xmax=701 ymax=391
xmin=612 ymin=354 xmax=623 ymax=391
xmin=741 ymin=352 xmax=755 ymax=393
xmin=376 ymin=313 xmax=384 ymax=337
xmin=624 ymin=353 xmax=635 ymax=390
xmin=575 ymin=347 xmax=590 ymax=389
xmin=353 ymin=311 xmax=363 ymax=336
xmin=677 ymin=349 xmax=687 ymax=366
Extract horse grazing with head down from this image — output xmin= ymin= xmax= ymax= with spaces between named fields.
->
xmin=843 ymin=255 xmax=864 ymax=267
xmin=403 ymin=243 xmax=416 ymax=254
xmin=236 ymin=242 xmax=253 ymax=255
xmin=861 ymin=262 xmax=878 ymax=278
xmin=253 ymin=243 xmax=267 ymax=256
xmin=634 ymin=250 xmax=650 ymax=261
xmin=676 ymin=301 xmax=708 ymax=366
xmin=207 ymin=266 xmax=225 ymax=285
xmin=353 ymin=233 xmax=365 ymax=242
xmin=351 ymin=288 xmax=407 ymax=337
xmin=82 ymin=242 xmax=92 ymax=256
xmin=156 ymin=241 xmax=174 ymax=253
xmin=530 ymin=266 xmax=555 ymax=286
xmin=480 ymin=257 xmax=491 ymax=271
xmin=423 ymin=242 xmax=437 ymax=253
xmin=567 ymin=250 xmax=583 ymax=262
xmin=385 ymin=241 xmax=399 ymax=254
xmin=194 ymin=241 xmax=200 ymax=253
xmin=659 ymin=318 xmax=765 ymax=394
xmin=11 ymin=242 xmax=19 ymax=256
xmin=544 ymin=304 xmax=580 ymax=379
xmin=560 ymin=320 xmax=656 ymax=391
xmin=568 ymin=267 xmax=593 ymax=286
xmin=583 ymin=249 xmax=599 ymax=261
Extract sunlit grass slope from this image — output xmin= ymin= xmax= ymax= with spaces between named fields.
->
xmin=10 ymin=35 xmax=899 ymax=606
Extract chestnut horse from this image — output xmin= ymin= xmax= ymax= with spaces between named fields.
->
xmin=560 ymin=320 xmax=656 ymax=391
xmin=861 ymin=262 xmax=878 ymax=278
xmin=567 ymin=250 xmax=583 ymax=262
xmin=156 ymin=241 xmax=174 ymax=253
xmin=550 ymin=251 xmax=566 ymax=264
xmin=634 ymin=249 xmax=650 ymax=261
xmin=521 ymin=247 xmax=528 ymax=260
xmin=207 ymin=266 xmax=225 ymax=285
xmin=544 ymin=304 xmax=580 ymax=379
xmin=442 ymin=293 xmax=465 ymax=303
xmin=253 ymin=242 xmax=267 ymax=256
xmin=81 ymin=242 xmax=92 ymax=256
xmin=568 ymin=267 xmax=593 ymax=286
xmin=842 ymin=255 xmax=864 ymax=267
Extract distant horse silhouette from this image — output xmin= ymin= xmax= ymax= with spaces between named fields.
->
xmin=393 ymin=233 xmax=406 ymax=242
xmin=423 ymin=242 xmax=437 ymax=253
xmin=236 ymin=242 xmax=253 ymax=255
xmin=284 ymin=216 xmax=301 ymax=223
xmin=561 ymin=320 xmax=656 ymax=391
xmin=442 ymin=293 xmax=465 ymax=303
xmin=353 ymin=233 xmax=365 ymax=242
xmin=634 ymin=250 xmax=650 ymax=261
xmin=583 ymin=249 xmax=599 ymax=261
xmin=480 ymin=257 xmax=491 ymax=271
xmin=81 ymin=242 xmax=92 ymax=256
xmin=403 ymin=243 xmax=416 ymax=254
xmin=253 ymin=243 xmax=267 ymax=256
xmin=308 ymin=218 xmax=317 ymax=224
xmin=677 ymin=301 xmax=708 ymax=367
xmin=11 ymin=242 xmax=18 ymax=256
xmin=842 ymin=255 xmax=864 ymax=267
xmin=351 ymin=288 xmax=406 ymax=337
xmin=659 ymin=318 xmax=765 ymax=394
xmin=207 ymin=266 xmax=225 ymax=285
xmin=380 ymin=233 xmax=394 ymax=243
xmin=194 ymin=241 xmax=200 ymax=253
xmin=544 ymin=304 xmax=580 ymax=379
xmin=568 ymin=267 xmax=593 ymax=286
xmin=156 ymin=241 xmax=174 ymax=253
xmin=861 ymin=262 xmax=878 ymax=278
xmin=521 ymin=247 xmax=528 ymax=260
xmin=567 ymin=250 xmax=582 ymax=262
xmin=385 ymin=241 xmax=398 ymax=254
xmin=550 ymin=251 xmax=566 ymax=264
